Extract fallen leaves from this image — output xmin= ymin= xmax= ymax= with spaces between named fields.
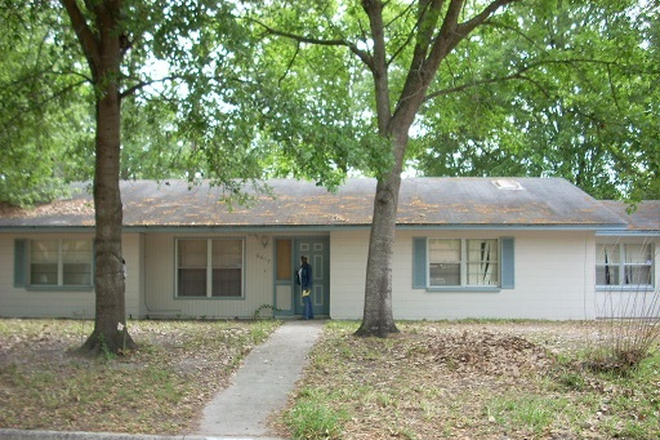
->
xmin=0 ymin=319 xmax=280 ymax=435
xmin=280 ymin=321 xmax=660 ymax=440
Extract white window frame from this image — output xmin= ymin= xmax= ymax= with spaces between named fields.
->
xmin=29 ymin=238 xmax=93 ymax=287
xmin=427 ymin=238 xmax=500 ymax=288
xmin=596 ymin=243 xmax=654 ymax=289
xmin=175 ymin=238 xmax=245 ymax=298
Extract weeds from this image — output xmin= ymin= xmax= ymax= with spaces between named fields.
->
xmin=592 ymin=241 xmax=660 ymax=374
xmin=285 ymin=388 xmax=347 ymax=440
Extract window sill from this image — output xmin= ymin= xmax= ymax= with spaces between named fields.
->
xmin=25 ymin=286 xmax=93 ymax=292
xmin=596 ymin=286 xmax=655 ymax=292
xmin=425 ymin=286 xmax=501 ymax=293
xmin=175 ymin=296 xmax=245 ymax=300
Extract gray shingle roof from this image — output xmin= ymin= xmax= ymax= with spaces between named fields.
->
xmin=600 ymin=200 xmax=660 ymax=232
xmin=0 ymin=178 xmax=633 ymax=230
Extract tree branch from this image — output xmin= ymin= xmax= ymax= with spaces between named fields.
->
xmin=250 ymin=18 xmax=374 ymax=69
xmin=59 ymin=0 xmax=100 ymax=77
xmin=456 ymin=0 xmax=519 ymax=37
xmin=119 ymin=75 xmax=184 ymax=99
xmin=423 ymin=58 xmax=626 ymax=102
xmin=279 ymin=42 xmax=301 ymax=86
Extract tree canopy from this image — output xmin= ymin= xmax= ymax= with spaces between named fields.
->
xmin=410 ymin=1 xmax=660 ymax=200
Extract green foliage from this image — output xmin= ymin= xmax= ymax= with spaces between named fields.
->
xmin=285 ymin=388 xmax=347 ymax=440
xmin=253 ymin=304 xmax=280 ymax=319
xmin=0 ymin=3 xmax=92 ymax=206
xmin=486 ymin=394 xmax=572 ymax=436
xmin=412 ymin=1 xmax=660 ymax=200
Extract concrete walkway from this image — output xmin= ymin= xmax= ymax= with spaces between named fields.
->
xmin=196 ymin=320 xmax=324 ymax=438
xmin=0 ymin=320 xmax=324 ymax=440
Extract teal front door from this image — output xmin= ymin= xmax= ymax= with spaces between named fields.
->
xmin=294 ymin=238 xmax=330 ymax=317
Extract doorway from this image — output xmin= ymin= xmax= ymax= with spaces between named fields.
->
xmin=274 ymin=237 xmax=330 ymax=317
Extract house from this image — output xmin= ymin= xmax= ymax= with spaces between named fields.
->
xmin=0 ymin=178 xmax=658 ymax=320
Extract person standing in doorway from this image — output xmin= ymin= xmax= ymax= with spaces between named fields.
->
xmin=297 ymin=255 xmax=313 ymax=320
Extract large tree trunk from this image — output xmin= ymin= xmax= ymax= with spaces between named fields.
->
xmin=355 ymin=172 xmax=401 ymax=337
xmin=61 ymin=0 xmax=135 ymax=354
xmin=82 ymin=80 xmax=135 ymax=354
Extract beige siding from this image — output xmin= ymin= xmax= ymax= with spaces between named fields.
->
xmin=2 ymin=228 xmax=656 ymax=321
xmin=330 ymin=229 xmax=597 ymax=320
xmin=142 ymin=232 xmax=274 ymax=319
xmin=329 ymin=230 xmax=368 ymax=319
xmin=0 ymin=233 xmax=96 ymax=318
xmin=123 ymin=233 xmax=143 ymax=318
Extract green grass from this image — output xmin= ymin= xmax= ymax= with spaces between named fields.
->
xmin=285 ymin=388 xmax=348 ymax=440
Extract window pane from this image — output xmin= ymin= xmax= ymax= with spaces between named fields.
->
xmin=624 ymin=266 xmax=652 ymax=286
xmin=624 ymin=244 xmax=652 ymax=264
xmin=178 ymin=240 xmax=207 ymax=267
xmin=212 ymin=240 xmax=242 ymax=268
xmin=596 ymin=265 xmax=619 ymax=285
xmin=62 ymin=240 xmax=92 ymax=286
xmin=178 ymin=268 xmax=206 ymax=296
xmin=429 ymin=239 xmax=460 ymax=263
xmin=276 ymin=239 xmax=292 ymax=281
xmin=30 ymin=240 xmax=58 ymax=285
xmin=178 ymin=240 xmax=207 ymax=297
xmin=466 ymin=240 xmax=499 ymax=285
xmin=596 ymin=244 xmax=619 ymax=264
xmin=212 ymin=239 xmax=243 ymax=297
xmin=430 ymin=263 xmax=460 ymax=286
xmin=429 ymin=239 xmax=461 ymax=287
xmin=212 ymin=269 xmax=242 ymax=297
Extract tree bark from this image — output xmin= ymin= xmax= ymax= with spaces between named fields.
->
xmin=355 ymin=172 xmax=401 ymax=337
xmin=61 ymin=0 xmax=135 ymax=354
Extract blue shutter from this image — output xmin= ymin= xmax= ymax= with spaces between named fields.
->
xmin=14 ymin=239 xmax=28 ymax=287
xmin=413 ymin=237 xmax=427 ymax=289
xmin=501 ymin=237 xmax=515 ymax=289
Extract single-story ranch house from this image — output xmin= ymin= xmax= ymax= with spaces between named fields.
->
xmin=0 ymin=178 xmax=658 ymax=321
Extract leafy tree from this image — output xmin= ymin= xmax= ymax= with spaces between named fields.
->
xmin=0 ymin=3 xmax=92 ymax=206
xmin=411 ymin=1 xmax=660 ymax=200
xmin=2 ymin=0 xmax=266 ymax=354
xmin=251 ymin=0 xmax=525 ymax=336
xmin=249 ymin=0 xmax=656 ymax=336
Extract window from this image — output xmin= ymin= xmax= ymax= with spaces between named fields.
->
xmin=29 ymin=239 xmax=93 ymax=287
xmin=596 ymin=243 xmax=653 ymax=288
xmin=414 ymin=237 xmax=513 ymax=290
xmin=276 ymin=239 xmax=292 ymax=281
xmin=177 ymin=238 xmax=244 ymax=298
xmin=429 ymin=239 xmax=499 ymax=287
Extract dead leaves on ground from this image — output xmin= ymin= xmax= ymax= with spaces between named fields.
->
xmin=292 ymin=322 xmax=658 ymax=440
xmin=0 ymin=319 xmax=279 ymax=435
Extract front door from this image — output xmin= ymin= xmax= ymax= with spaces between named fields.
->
xmin=294 ymin=238 xmax=330 ymax=317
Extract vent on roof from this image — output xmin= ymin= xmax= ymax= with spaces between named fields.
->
xmin=492 ymin=179 xmax=524 ymax=191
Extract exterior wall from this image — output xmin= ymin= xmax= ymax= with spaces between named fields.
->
xmin=0 ymin=232 xmax=143 ymax=319
xmin=3 ymin=228 xmax=656 ymax=321
xmin=142 ymin=232 xmax=274 ymax=319
xmin=330 ymin=229 xmax=598 ymax=320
